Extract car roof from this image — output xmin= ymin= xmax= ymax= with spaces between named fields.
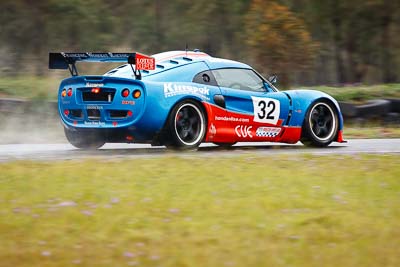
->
xmin=152 ymin=50 xmax=251 ymax=70
xmin=104 ymin=50 xmax=251 ymax=79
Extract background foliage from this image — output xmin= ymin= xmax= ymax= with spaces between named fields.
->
xmin=1 ymin=0 xmax=399 ymax=86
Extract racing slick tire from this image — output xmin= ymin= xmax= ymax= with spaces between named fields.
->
xmin=386 ymin=98 xmax=400 ymax=113
xmin=356 ymin=99 xmax=390 ymax=119
xmin=64 ymin=127 xmax=105 ymax=149
xmin=338 ymin=102 xmax=358 ymax=119
xmin=166 ymin=100 xmax=206 ymax=149
xmin=301 ymin=100 xmax=339 ymax=147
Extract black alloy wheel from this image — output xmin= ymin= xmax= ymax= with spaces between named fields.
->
xmin=301 ymin=101 xmax=339 ymax=147
xmin=167 ymin=101 xmax=206 ymax=149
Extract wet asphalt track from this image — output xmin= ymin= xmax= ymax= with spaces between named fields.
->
xmin=0 ymin=139 xmax=399 ymax=162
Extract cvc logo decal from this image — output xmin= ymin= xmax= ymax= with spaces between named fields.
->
xmin=235 ymin=125 xmax=253 ymax=138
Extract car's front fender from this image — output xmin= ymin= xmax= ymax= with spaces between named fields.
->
xmin=283 ymin=89 xmax=344 ymax=131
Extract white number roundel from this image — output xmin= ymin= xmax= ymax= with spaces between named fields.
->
xmin=251 ymin=97 xmax=280 ymax=125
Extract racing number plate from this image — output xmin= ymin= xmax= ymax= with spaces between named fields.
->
xmin=251 ymin=96 xmax=280 ymax=125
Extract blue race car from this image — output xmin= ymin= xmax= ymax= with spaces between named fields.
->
xmin=49 ymin=50 xmax=345 ymax=149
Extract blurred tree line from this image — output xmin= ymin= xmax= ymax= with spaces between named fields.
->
xmin=0 ymin=0 xmax=399 ymax=86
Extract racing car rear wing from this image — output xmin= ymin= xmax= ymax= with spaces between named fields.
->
xmin=49 ymin=52 xmax=155 ymax=77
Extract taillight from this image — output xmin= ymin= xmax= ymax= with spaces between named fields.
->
xmin=61 ymin=89 xmax=67 ymax=97
xmin=122 ymin=88 xmax=130 ymax=98
xmin=64 ymin=109 xmax=69 ymax=116
xmin=91 ymin=87 xmax=100 ymax=94
xmin=133 ymin=90 xmax=141 ymax=98
xmin=127 ymin=110 xmax=133 ymax=117
xmin=67 ymin=88 xmax=73 ymax=97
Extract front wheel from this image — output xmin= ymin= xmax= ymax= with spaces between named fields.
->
xmin=64 ymin=127 xmax=105 ymax=149
xmin=166 ymin=101 xmax=206 ymax=149
xmin=301 ymin=101 xmax=339 ymax=147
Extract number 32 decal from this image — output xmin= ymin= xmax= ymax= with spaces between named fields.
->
xmin=251 ymin=96 xmax=280 ymax=125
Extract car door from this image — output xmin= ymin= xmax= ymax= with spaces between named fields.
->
xmin=211 ymin=68 xmax=291 ymax=141
xmin=191 ymin=69 xmax=231 ymax=143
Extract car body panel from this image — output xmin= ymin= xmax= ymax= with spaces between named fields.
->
xmin=55 ymin=50 xmax=344 ymax=145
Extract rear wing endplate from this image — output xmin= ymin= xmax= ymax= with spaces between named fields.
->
xmin=49 ymin=52 xmax=155 ymax=77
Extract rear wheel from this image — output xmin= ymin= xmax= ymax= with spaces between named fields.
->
xmin=64 ymin=127 xmax=105 ymax=149
xmin=301 ymin=101 xmax=339 ymax=147
xmin=166 ymin=101 xmax=206 ymax=149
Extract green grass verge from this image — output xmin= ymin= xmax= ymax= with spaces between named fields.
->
xmin=344 ymin=124 xmax=400 ymax=138
xmin=296 ymin=83 xmax=400 ymax=102
xmin=0 ymin=76 xmax=61 ymax=100
xmin=1 ymin=76 xmax=400 ymax=102
xmin=1 ymin=155 xmax=399 ymax=267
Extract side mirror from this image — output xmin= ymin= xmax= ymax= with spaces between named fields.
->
xmin=268 ymin=75 xmax=277 ymax=84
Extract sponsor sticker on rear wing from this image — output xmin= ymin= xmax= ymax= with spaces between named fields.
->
xmin=128 ymin=53 xmax=155 ymax=71
xmin=49 ymin=52 xmax=155 ymax=76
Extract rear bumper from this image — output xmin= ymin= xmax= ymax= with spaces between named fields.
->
xmin=63 ymin=124 xmax=156 ymax=143
xmin=59 ymin=103 xmax=138 ymax=129
xmin=58 ymin=76 xmax=146 ymax=129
